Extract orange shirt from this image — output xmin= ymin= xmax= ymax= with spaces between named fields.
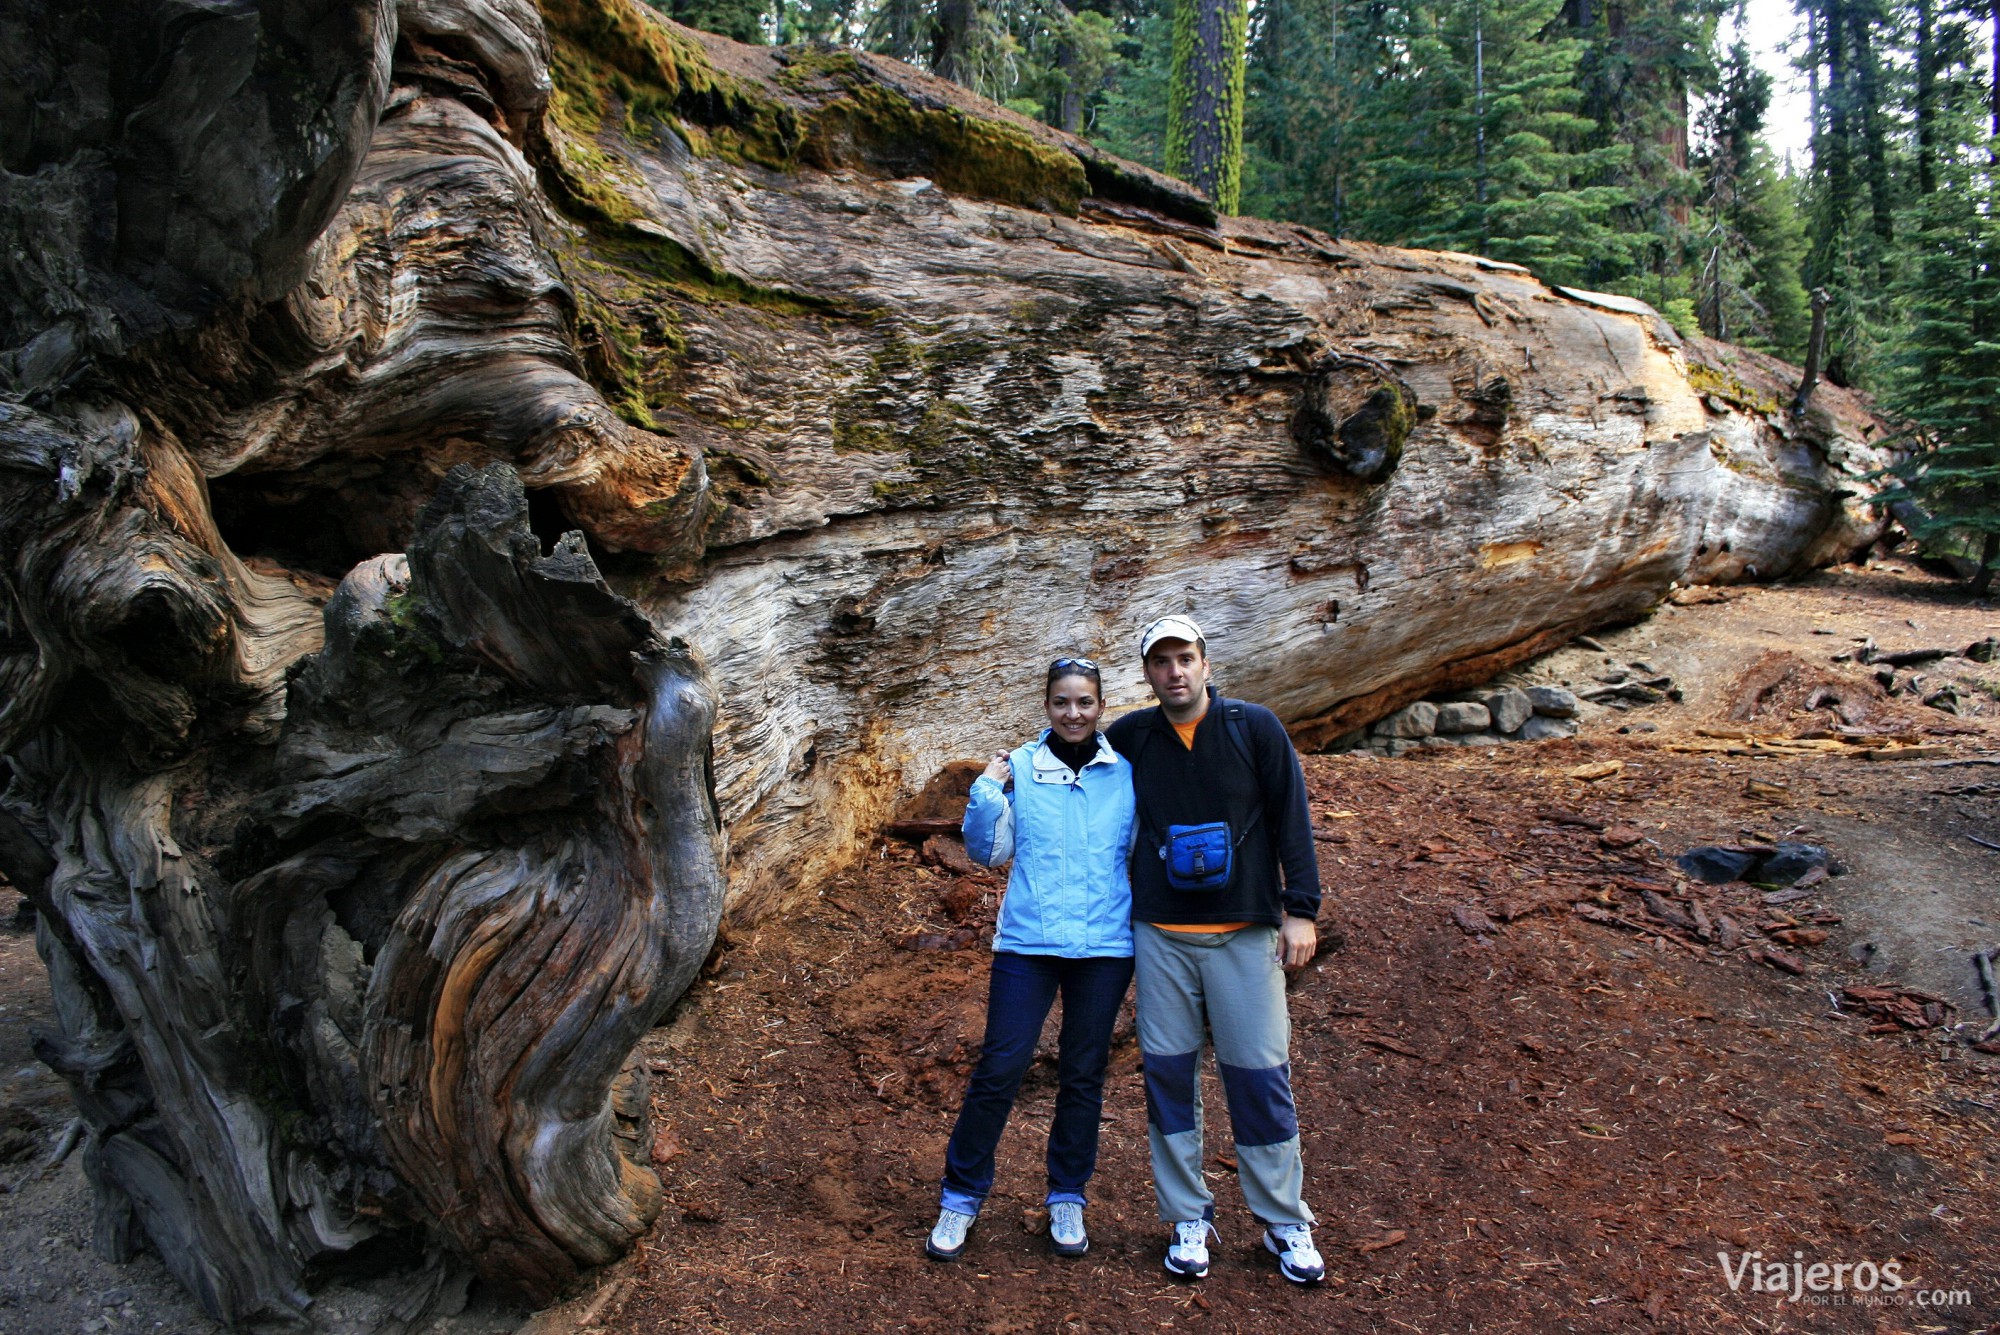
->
xmin=1155 ymin=710 xmax=1252 ymax=934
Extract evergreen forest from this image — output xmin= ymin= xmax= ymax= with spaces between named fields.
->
xmin=649 ymin=0 xmax=2000 ymax=590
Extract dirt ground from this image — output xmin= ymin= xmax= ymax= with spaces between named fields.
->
xmin=2 ymin=562 xmax=1998 ymax=1334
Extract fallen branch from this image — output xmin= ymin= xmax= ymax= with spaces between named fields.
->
xmin=1359 ymin=1035 xmax=1427 ymax=1061
xmin=1571 ymin=903 xmax=1708 ymax=954
xmin=45 ymin=1117 xmax=83 ymax=1168
xmin=1872 ymin=647 xmax=1953 ymax=668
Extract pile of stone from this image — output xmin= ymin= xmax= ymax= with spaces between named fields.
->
xmin=1341 ymin=685 xmax=1581 ymax=757
xmin=1576 ymin=662 xmax=1680 ymax=707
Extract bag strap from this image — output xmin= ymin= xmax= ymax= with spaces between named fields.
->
xmin=1130 ymin=720 xmax=1165 ymax=850
xmin=1220 ymin=701 xmax=1266 ymax=848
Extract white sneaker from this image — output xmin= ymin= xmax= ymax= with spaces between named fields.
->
xmin=925 ymin=1207 xmax=975 ymax=1261
xmin=1264 ymin=1222 xmax=1325 ymax=1284
xmin=1048 ymin=1201 xmax=1088 ymax=1257
xmin=1164 ymin=1219 xmax=1214 ymax=1279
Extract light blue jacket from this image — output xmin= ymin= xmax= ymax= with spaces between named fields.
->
xmin=962 ymin=730 xmax=1136 ymax=957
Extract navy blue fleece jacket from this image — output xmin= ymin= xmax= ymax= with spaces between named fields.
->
xmin=1105 ymin=687 xmax=1322 ymax=927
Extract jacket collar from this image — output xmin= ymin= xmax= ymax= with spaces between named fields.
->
xmin=1030 ymin=730 xmax=1118 ymax=784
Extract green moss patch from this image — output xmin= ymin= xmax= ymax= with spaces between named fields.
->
xmin=539 ymin=0 xmax=803 ymax=183
xmin=802 ymin=83 xmax=1086 ymax=215
xmin=1688 ymin=361 xmax=1782 ymax=417
xmin=540 ymin=1 xmax=1101 ymax=219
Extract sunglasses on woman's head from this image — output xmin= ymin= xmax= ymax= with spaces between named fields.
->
xmin=1050 ymin=657 xmax=1099 ymax=674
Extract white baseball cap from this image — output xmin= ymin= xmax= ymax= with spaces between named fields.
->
xmin=1139 ymin=614 xmax=1206 ymax=659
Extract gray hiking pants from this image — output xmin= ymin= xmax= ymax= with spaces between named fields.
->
xmin=1133 ymin=922 xmax=1314 ymax=1227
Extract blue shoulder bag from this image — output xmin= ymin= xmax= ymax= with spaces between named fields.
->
xmin=1134 ymin=702 xmax=1263 ymax=893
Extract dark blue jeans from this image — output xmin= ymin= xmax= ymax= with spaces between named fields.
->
xmin=939 ymin=952 xmax=1135 ymax=1215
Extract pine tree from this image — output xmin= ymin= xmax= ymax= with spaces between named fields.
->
xmin=1794 ymin=0 xmax=1906 ymax=389
xmin=1090 ymin=4 xmax=1176 ymax=168
xmin=1237 ymin=0 xmax=1406 ymax=233
xmin=1734 ymin=163 xmax=1811 ymax=356
xmin=1337 ymin=0 xmax=1640 ymax=286
xmin=1565 ymin=0 xmax=1717 ymax=301
xmin=1692 ymin=32 xmax=1809 ymax=354
xmin=1872 ymin=2 xmax=2000 ymax=596
xmin=865 ymin=0 xmax=927 ymax=59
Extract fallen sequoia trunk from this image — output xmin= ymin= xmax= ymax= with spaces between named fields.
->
xmin=0 ymin=0 xmax=1892 ymax=1321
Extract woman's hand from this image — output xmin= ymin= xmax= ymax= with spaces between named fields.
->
xmin=981 ymin=751 xmax=1011 ymax=784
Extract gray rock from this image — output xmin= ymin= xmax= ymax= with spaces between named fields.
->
xmin=1373 ymin=701 xmax=1439 ymax=738
xmin=1435 ymin=701 xmax=1491 ymax=733
xmin=1448 ymin=731 xmax=1507 ymax=747
xmin=1381 ymin=737 xmax=1424 ymax=756
xmin=1514 ymin=715 xmax=1579 ymax=741
xmin=1523 ymin=685 xmax=1579 ymax=718
xmin=1756 ymin=843 xmax=1830 ymax=885
xmin=1478 ymin=687 xmax=1533 ymax=733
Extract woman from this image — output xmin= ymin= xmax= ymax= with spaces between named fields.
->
xmin=926 ymin=657 xmax=1137 ymax=1263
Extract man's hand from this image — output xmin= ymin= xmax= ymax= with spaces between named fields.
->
xmin=1277 ymin=916 xmax=1317 ymax=971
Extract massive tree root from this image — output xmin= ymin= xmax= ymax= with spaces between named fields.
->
xmin=3 ymin=2 xmax=726 ymax=1317
xmin=0 ymin=403 xmax=722 ymax=1320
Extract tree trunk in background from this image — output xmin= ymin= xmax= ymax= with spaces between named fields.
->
xmin=1055 ymin=17 xmax=1085 ymax=133
xmin=1847 ymin=9 xmax=1895 ymax=251
xmin=0 ymin=0 xmax=1899 ymax=1326
xmin=1990 ymin=0 xmax=2000 ymax=149
xmin=1806 ymin=0 xmax=1852 ymax=288
xmin=1166 ymin=0 xmax=1249 ymax=210
xmin=870 ymin=0 xmax=926 ymax=60
xmin=1914 ymin=0 xmax=1938 ymax=196
xmin=932 ymin=0 xmax=974 ymax=83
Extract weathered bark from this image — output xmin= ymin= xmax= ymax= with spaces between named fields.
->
xmin=1166 ymin=0 xmax=1249 ymax=211
xmin=1054 ymin=16 xmax=1086 ymax=136
xmin=0 ymin=0 xmax=1895 ymax=1322
xmin=1 ymin=7 xmax=725 ymax=1321
xmin=0 ymin=395 xmax=722 ymax=1320
xmin=0 ymin=0 xmax=396 ymax=384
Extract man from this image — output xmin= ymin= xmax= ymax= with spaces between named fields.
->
xmin=1104 ymin=614 xmax=1325 ymax=1285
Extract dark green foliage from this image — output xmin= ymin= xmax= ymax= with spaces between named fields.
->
xmin=1326 ymin=0 xmax=1647 ymax=286
xmin=1870 ymin=18 xmax=2000 ymax=596
xmin=645 ymin=0 xmax=770 ymax=43
xmin=1090 ymin=7 xmax=1174 ymax=169
xmin=1693 ymin=36 xmax=1809 ymax=355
